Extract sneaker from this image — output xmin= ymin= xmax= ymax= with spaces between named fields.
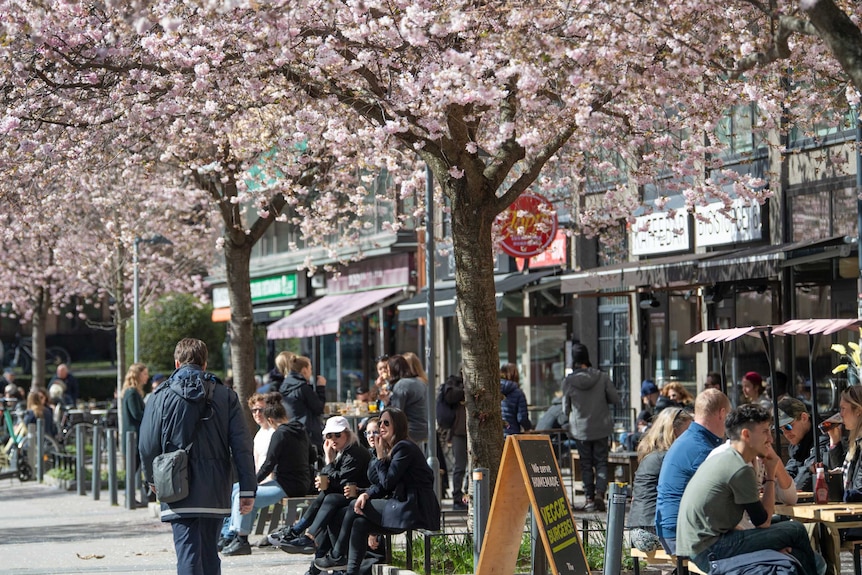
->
xmin=255 ymin=536 xmax=272 ymax=548
xmin=280 ymin=535 xmax=316 ymax=555
xmin=267 ymin=527 xmax=298 ymax=547
xmin=314 ymin=553 xmax=348 ymax=571
xmin=221 ymin=537 xmax=252 ymax=556
xmin=217 ymin=533 xmax=236 ymax=552
xmin=583 ymin=499 xmax=596 ymax=512
xmin=594 ymin=497 xmax=606 ymax=513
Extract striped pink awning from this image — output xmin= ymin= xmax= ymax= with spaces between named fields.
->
xmin=685 ymin=326 xmax=769 ymax=344
xmin=771 ymin=318 xmax=861 ymax=336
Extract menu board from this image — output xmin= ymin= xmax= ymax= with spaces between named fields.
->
xmin=476 ymin=435 xmax=589 ymax=575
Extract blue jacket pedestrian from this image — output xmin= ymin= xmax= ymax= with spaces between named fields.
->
xmin=501 ymin=363 xmax=532 ymax=436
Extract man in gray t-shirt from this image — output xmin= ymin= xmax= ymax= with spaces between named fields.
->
xmin=676 ymin=404 xmax=820 ymax=574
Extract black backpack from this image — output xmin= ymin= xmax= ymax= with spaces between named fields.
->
xmin=436 ymin=378 xmax=458 ymax=429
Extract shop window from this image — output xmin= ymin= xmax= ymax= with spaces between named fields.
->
xmin=790 ymin=187 xmax=856 ymax=242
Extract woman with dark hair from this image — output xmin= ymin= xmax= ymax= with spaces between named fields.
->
xmin=379 ymin=355 xmax=428 ymax=444
xmin=500 ymin=363 xmax=532 ymax=436
xmin=315 ymin=407 xmax=440 ymax=574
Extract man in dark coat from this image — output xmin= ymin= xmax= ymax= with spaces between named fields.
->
xmin=139 ymin=338 xmax=256 ymax=575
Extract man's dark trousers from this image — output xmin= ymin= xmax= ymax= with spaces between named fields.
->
xmin=577 ymin=438 xmax=609 ymax=499
xmin=172 ymin=516 xmax=223 ymax=575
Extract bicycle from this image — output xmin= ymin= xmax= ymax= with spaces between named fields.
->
xmin=0 ymin=398 xmax=33 ymax=481
xmin=3 ymin=334 xmax=71 ymax=375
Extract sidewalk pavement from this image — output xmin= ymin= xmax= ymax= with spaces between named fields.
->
xmin=0 ymin=479 xmax=318 ymax=575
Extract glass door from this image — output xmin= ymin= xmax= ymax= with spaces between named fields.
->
xmin=508 ymin=317 xmax=573 ymax=412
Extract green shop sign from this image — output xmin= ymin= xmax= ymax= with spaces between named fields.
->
xmin=251 ymin=273 xmax=298 ymax=303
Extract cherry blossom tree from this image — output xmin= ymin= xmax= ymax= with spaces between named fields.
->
xmin=1 ymin=0 xmax=861 ymax=484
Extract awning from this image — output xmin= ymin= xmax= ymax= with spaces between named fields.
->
xmin=561 ymin=252 xmax=719 ymax=294
xmin=397 ymin=270 xmax=555 ymax=322
xmin=771 ymin=318 xmax=861 ymax=336
xmin=685 ymin=326 xmax=770 ymax=344
xmin=267 ymin=287 xmax=405 ymax=339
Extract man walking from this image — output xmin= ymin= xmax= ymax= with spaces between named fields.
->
xmin=677 ymin=404 xmax=821 ymax=575
xmin=655 ymin=388 xmax=729 ymax=553
xmin=139 ymin=338 xmax=256 ymax=575
xmin=561 ymin=343 xmax=620 ymax=512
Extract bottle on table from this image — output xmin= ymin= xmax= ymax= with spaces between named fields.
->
xmin=815 ymin=465 xmax=829 ymax=504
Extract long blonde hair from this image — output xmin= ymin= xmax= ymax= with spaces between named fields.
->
xmin=843 ymin=386 xmax=862 ymax=460
xmin=403 ymin=352 xmax=428 ymax=383
xmin=636 ymin=407 xmax=692 ymax=461
xmin=123 ymin=363 xmax=147 ymax=396
xmin=27 ymin=390 xmax=46 ymax=419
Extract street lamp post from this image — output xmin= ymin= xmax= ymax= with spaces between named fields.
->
xmin=133 ymin=235 xmax=173 ymax=363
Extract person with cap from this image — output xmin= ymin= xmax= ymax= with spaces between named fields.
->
xmin=273 ymin=414 xmax=372 ymax=563
xmin=778 ymin=397 xmax=843 ymax=492
xmin=619 ymin=380 xmax=659 ymax=451
xmin=741 ymin=370 xmax=771 ymax=410
xmin=221 ymin=401 xmax=311 ymax=556
xmin=561 ymin=342 xmax=620 ymax=512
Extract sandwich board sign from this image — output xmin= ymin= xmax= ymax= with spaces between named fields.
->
xmin=476 ymin=435 xmax=589 ymax=575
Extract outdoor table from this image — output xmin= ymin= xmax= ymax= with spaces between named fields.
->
xmin=774 ymin=501 xmax=862 ymax=573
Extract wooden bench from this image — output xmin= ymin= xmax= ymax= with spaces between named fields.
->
xmin=630 ymin=547 xmax=706 ymax=575
xmin=252 ymin=495 xmax=319 ymax=536
xmin=571 ymin=450 xmax=639 ymax=491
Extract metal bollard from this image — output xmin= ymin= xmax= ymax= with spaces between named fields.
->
xmin=531 ymin=507 xmax=548 ymax=575
xmin=35 ymin=420 xmax=44 ymax=482
xmin=473 ymin=467 xmax=490 ymax=571
xmin=107 ymin=428 xmax=118 ymax=505
xmin=76 ymin=424 xmax=87 ymax=496
xmin=91 ymin=424 xmax=102 ymax=500
xmin=603 ymin=482 xmax=629 ymax=575
xmin=125 ymin=431 xmax=137 ymax=509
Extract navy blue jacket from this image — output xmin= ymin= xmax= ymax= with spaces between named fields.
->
xmin=367 ymin=439 xmax=440 ymax=531
xmin=139 ymin=365 xmax=256 ymax=522
xmin=501 ymin=379 xmax=532 ymax=436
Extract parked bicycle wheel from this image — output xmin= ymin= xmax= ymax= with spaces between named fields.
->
xmin=3 ymin=348 xmax=30 ymax=375
xmin=46 ymin=347 xmax=71 ymax=368
xmin=20 ymin=433 xmax=63 ymax=473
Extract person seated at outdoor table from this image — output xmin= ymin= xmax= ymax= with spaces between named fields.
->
xmin=627 ymin=407 xmax=692 ymax=552
xmin=677 ymin=404 xmax=825 ymax=575
xmin=741 ymin=370 xmax=772 ymax=410
xmin=270 ymin=415 xmax=371 ymax=554
xmin=314 ymin=407 xmax=440 ymax=574
xmin=778 ymin=397 xmax=842 ymax=492
xmin=832 ymin=386 xmax=862 ymax=541
xmin=378 ymin=355 xmax=428 ymax=444
xmin=221 ymin=402 xmax=311 ymax=556
xmin=655 ymin=389 xmax=730 ymax=554
xmin=654 ymin=381 xmax=693 ymax=416
xmin=23 ymin=389 xmax=57 ymax=438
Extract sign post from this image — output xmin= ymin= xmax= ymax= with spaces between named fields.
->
xmin=476 ymin=435 xmax=589 ymax=575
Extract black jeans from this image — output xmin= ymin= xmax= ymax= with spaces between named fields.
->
xmin=576 ymin=438 xmax=609 ymax=499
xmin=330 ymin=499 xmax=402 ymax=575
xmin=307 ymin=493 xmax=349 ymax=540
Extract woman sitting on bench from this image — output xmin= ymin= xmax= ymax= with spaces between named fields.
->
xmin=315 ymin=407 xmax=440 ymax=574
xmin=270 ymin=415 xmax=371 ymax=554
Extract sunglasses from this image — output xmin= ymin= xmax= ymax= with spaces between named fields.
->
xmin=251 ymin=408 xmax=263 ymax=414
xmin=365 ymin=430 xmax=380 ymax=437
xmin=325 ymin=432 xmax=343 ymax=439
xmin=380 ymin=419 xmax=392 ymax=427
xmin=781 ymin=422 xmax=794 ymax=432
xmin=376 ymin=354 xmax=390 ymax=363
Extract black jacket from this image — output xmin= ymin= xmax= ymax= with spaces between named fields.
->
xmin=139 ymin=365 xmax=256 ymax=521
xmin=785 ymin=428 xmax=831 ymax=492
xmin=367 ymin=439 xmax=440 ymax=531
xmin=257 ymin=421 xmax=312 ymax=497
xmin=279 ymin=371 xmax=326 ymax=446
xmin=321 ymin=441 xmax=372 ymax=493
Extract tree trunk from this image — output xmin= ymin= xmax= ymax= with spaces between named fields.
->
xmin=448 ymin=178 xmax=506 ymax=490
xmin=115 ymin=309 xmax=127 ymax=407
xmin=224 ymin=236 xmax=257 ymax=432
xmin=31 ymin=287 xmax=48 ymax=389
